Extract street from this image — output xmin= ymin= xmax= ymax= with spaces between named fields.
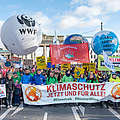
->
xmin=1 ymin=102 xmax=120 ymax=120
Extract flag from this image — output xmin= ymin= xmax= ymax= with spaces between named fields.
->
xmin=50 ymin=43 xmax=90 ymax=65
xmin=103 ymin=51 xmax=115 ymax=72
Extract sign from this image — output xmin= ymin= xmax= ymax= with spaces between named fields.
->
xmin=61 ymin=63 xmax=71 ymax=71
xmin=74 ymin=67 xmax=84 ymax=78
xmin=98 ymin=55 xmax=120 ymax=71
xmin=0 ymin=55 xmax=6 ymax=63
xmin=82 ymin=63 xmax=95 ymax=73
xmin=23 ymin=59 xmax=33 ymax=66
xmin=11 ymin=57 xmax=21 ymax=64
xmin=36 ymin=56 xmax=46 ymax=69
xmin=22 ymin=82 xmax=120 ymax=105
xmin=103 ymin=51 xmax=115 ymax=72
xmin=5 ymin=61 xmax=11 ymax=68
xmin=47 ymin=57 xmax=51 ymax=69
xmin=50 ymin=43 xmax=90 ymax=65
xmin=0 ymin=84 xmax=6 ymax=98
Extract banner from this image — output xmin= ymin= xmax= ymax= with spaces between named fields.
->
xmin=98 ymin=55 xmax=120 ymax=71
xmin=36 ymin=56 xmax=46 ymax=69
xmin=11 ymin=57 xmax=21 ymax=64
xmin=0 ymin=84 xmax=6 ymax=98
xmin=23 ymin=59 xmax=33 ymax=66
xmin=103 ymin=51 xmax=115 ymax=72
xmin=74 ymin=67 xmax=84 ymax=78
xmin=50 ymin=43 xmax=90 ymax=65
xmin=22 ymin=82 xmax=120 ymax=105
xmin=82 ymin=63 xmax=95 ymax=73
xmin=61 ymin=63 xmax=71 ymax=71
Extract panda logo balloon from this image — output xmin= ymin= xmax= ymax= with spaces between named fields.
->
xmin=1 ymin=15 xmax=42 ymax=55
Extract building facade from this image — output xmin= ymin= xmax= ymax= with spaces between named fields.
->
xmin=0 ymin=34 xmax=120 ymax=64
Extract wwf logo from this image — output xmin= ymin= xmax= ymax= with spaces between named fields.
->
xmin=17 ymin=15 xmax=35 ymax=27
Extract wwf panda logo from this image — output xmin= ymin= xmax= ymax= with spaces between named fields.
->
xmin=17 ymin=15 xmax=35 ymax=27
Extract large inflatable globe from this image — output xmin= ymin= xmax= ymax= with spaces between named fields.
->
xmin=1 ymin=15 xmax=42 ymax=55
xmin=91 ymin=31 xmax=119 ymax=56
xmin=64 ymin=34 xmax=88 ymax=45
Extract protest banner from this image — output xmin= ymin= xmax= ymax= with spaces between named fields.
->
xmin=74 ymin=67 xmax=84 ymax=78
xmin=4 ymin=59 xmax=11 ymax=69
xmin=98 ymin=55 xmax=120 ymax=71
xmin=11 ymin=57 xmax=21 ymax=64
xmin=82 ymin=63 xmax=95 ymax=73
xmin=22 ymin=82 xmax=120 ymax=105
xmin=50 ymin=43 xmax=90 ymax=65
xmin=0 ymin=84 xmax=6 ymax=98
xmin=23 ymin=59 xmax=33 ymax=66
xmin=103 ymin=51 xmax=115 ymax=72
xmin=36 ymin=56 xmax=46 ymax=69
xmin=61 ymin=63 xmax=71 ymax=71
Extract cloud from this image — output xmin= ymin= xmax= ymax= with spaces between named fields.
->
xmin=0 ymin=21 xmax=6 ymax=48
xmin=70 ymin=0 xmax=86 ymax=5
xmin=32 ymin=12 xmax=53 ymax=34
xmin=74 ymin=6 xmax=102 ymax=17
xmin=58 ymin=15 xmax=101 ymax=30
xmin=71 ymin=0 xmax=120 ymax=13
xmin=57 ymin=0 xmax=120 ymax=32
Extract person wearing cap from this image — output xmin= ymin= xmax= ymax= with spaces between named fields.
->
xmin=20 ymin=68 xmax=33 ymax=84
xmin=32 ymin=69 xmax=46 ymax=85
xmin=46 ymin=71 xmax=58 ymax=85
xmin=109 ymin=73 xmax=120 ymax=82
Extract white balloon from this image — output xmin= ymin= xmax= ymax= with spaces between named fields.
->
xmin=1 ymin=14 xmax=42 ymax=55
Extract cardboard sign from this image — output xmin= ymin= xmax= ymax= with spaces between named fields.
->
xmin=74 ymin=67 xmax=84 ymax=78
xmin=82 ymin=63 xmax=95 ymax=73
xmin=36 ymin=56 xmax=46 ymax=69
xmin=61 ymin=63 xmax=71 ymax=71
xmin=23 ymin=59 xmax=33 ymax=66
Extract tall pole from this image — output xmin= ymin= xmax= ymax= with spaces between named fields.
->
xmin=101 ymin=22 xmax=103 ymax=31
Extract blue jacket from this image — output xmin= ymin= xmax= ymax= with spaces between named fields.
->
xmin=77 ymin=78 xmax=86 ymax=82
xmin=21 ymin=74 xmax=33 ymax=84
xmin=33 ymin=74 xmax=46 ymax=85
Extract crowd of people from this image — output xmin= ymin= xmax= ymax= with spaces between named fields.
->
xmin=0 ymin=65 xmax=120 ymax=108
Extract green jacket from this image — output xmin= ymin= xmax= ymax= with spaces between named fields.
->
xmin=87 ymin=78 xmax=99 ymax=83
xmin=46 ymin=76 xmax=58 ymax=85
xmin=109 ymin=76 xmax=120 ymax=82
xmin=61 ymin=75 xmax=73 ymax=83
xmin=13 ymin=77 xmax=21 ymax=84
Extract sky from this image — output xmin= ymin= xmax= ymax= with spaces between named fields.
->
xmin=0 ymin=0 xmax=120 ymax=55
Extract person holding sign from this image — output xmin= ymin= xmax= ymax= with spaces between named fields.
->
xmin=61 ymin=70 xmax=73 ymax=83
xmin=33 ymin=69 xmax=46 ymax=85
xmin=46 ymin=71 xmax=58 ymax=85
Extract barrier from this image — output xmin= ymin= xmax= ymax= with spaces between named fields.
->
xmin=22 ymin=82 xmax=120 ymax=105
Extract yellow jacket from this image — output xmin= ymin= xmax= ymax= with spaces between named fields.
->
xmin=109 ymin=76 xmax=120 ymax=82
